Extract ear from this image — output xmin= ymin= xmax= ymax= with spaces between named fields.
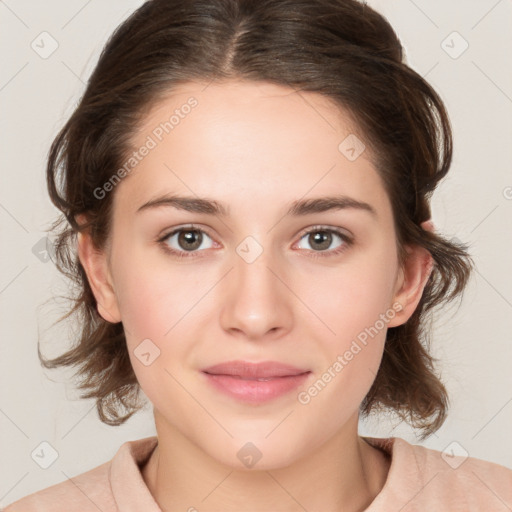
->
xmin=76 ymin=218 xmax=121 ymax=324
xmin=387 ymin=220 xmax=435 ymax=328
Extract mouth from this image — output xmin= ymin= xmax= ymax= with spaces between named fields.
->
xmin=201 ymin=360 xmax=311 ymax=403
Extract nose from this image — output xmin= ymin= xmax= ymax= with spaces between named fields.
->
xmin=219 ymin=242 xmax=293 ymax=341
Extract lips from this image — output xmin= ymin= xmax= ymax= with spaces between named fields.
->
xmin=201 ymin=360 xmax=311 ymax=403
xmin=202 ymin=360 xmax=310 ymax=379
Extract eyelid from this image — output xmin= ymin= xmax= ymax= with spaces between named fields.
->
xmin=295 ymin=224 xmax=352 ymax=241
xmin=158 ymin=223 xmax=214 ymax=241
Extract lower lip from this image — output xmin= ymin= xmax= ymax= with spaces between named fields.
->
xmin=203 ymin=372 xmax=311 ymax=403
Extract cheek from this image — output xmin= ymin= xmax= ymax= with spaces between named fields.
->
xmin=110 ymin=248 xmax=217 ymax=389
xmin=111 ymin=246 xmax=209 ymax=341
xmin=297 ymin=268 xmax=392 ymax=424
xmin=303 ymin=248 xmax=398 ymax=344
xmin=112 ymin=264 xmax=192 ymax=398
xmin=299 ymin=244 xmax=397 ymax=399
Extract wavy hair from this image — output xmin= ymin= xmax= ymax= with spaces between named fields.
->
xmin=40 ymin=0 xmax=473 ymax=440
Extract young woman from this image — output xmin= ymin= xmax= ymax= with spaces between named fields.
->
xmin=5 ymin=0 xmax=512 ymax=510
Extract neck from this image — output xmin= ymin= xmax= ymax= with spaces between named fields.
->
xmin=142 ymin=411 xmax=390 ymax=512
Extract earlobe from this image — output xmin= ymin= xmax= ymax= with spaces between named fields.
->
xmin=77 ymin=230 xmax=121 ymax=324
xmin=387 ymin=244 xmax=434 ymax=329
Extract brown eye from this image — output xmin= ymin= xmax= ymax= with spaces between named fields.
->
xmin=308 ymin=231 xmax=333 ymax=251
xmin=161 ymin=227 xmax=214 ymax=254
xmin=177 ymin=230 xmax=203 ymax=251
xmin=297 ymin=228 xmax=346 ymax=253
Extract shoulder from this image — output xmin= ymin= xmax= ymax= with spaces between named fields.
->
xmin=2 ymin=460 xmax=114 ymax=512
xmin=3 ymin=436 xmax=158 ymax=512
xmin=366 ymin=436 xmax=512 ymax=511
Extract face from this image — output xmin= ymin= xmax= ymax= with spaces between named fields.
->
xmin=82 ymin=79 xmax=426 ymax=470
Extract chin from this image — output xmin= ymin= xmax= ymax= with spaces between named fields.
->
xmin=201 ymin=431 xmax=310 ymax=471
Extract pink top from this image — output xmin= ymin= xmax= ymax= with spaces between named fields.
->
xmin=4 ymin=436 xmax=512 ymax=511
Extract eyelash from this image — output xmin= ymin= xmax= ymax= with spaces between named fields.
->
xmin=157 ymin=224 xmax=353 ymax=260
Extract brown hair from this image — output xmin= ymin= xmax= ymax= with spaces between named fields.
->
xmin=41 ymin=0 xmax=473 ymax=440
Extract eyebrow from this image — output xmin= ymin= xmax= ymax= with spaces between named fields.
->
xmin=136 ymin=194 xmax=377 ymax=218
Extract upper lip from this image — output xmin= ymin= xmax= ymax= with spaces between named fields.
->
xmin=202 ymin=360 xmax=310 ymax=378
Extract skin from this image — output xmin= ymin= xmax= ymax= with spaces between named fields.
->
xmin=78 ymin=79 xmax=434 ymax=511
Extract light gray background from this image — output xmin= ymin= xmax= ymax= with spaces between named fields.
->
xmin=1 ymin=0 xmax=511 ymax=505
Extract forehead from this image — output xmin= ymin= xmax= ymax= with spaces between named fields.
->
xmin=114 ymin=79 xmax=391 ymax=222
